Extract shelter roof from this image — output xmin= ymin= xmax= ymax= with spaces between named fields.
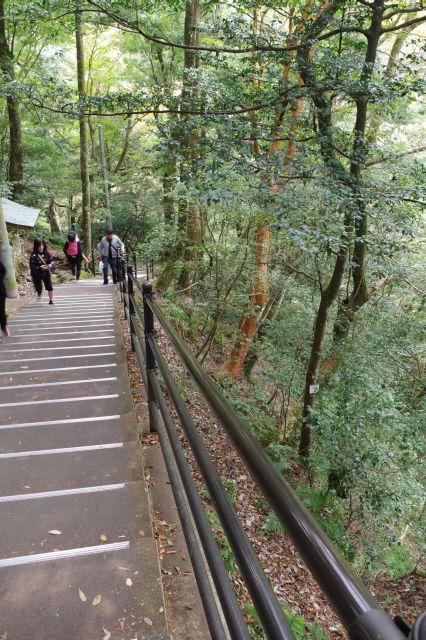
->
xmin=2 ymin=199 xmax=41 ymax=229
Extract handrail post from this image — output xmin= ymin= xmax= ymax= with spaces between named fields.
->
xmin=90 ymin=249 xmax=96 ymax=277
xmin=117 ymin=256 xmax=123 ymax=302
xmin=127 ymin=265 xmax=135 ymax=351
xmin=133 ymin=252 xmax=137 ymax=278
xmin=122 ymin=257 xmax=128 ymax=312
xmin=143 ymin=280 xmax=156 ymax=432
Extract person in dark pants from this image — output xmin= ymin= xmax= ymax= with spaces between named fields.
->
xmin=63 ymin=232 xmax=89 ymax=280
xmin=97 ymin=229 xmax=124 ymax=285
xmin=30 ymin=238 xmax=54 ymax=304
xmin=0 ymin=259 xmax=10 ymax=336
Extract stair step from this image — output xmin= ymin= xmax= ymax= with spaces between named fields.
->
xmin=0 ymin=362 xmax=119 ymax=386
xmin=0 ymin=413 xmax=137 ymax=454
xmin=0 ymin=480 xmax=152 ymax=558
xmin=0 ymin=392 xmax=133 ymax=425
xmin=0 ymin=378 xmax=122 ymax=403
xmin=0 ymin=352 xmax=124 ymax=374
xmin=0 ymin=442 xmax=143 ymax=497
xmin=0 ymin=539 xmax=167 ymax=639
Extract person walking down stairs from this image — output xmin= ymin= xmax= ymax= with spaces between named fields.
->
xmin=0 ymin=258 xmax=10 ymax=336
xmin=63 ymin=231 xmax=89 ymax=281
xmin=97 ymin=229 xmax=124 ymax=285
xmin=29 ymin=238 xmax=55 ymax=305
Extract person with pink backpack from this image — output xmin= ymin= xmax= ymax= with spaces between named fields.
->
xmin=63 ymin=231 xmax=89 ymax=281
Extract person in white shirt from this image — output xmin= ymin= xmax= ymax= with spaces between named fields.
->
xmin=97 ymin=229 xmax=124 ymax=284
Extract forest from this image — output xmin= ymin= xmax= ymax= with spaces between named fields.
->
xmin=0 ymin=0 xmax=425 ymax=632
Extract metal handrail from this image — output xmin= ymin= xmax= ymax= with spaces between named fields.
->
xmin=123 ymin=271 xmax=418 ymax=640
xmin=132 ymin=299 xmax=250 ymax=640
xmin=132 ymin=331 xmax=231 ymax=639
xmin=147 ymin=333 xmax=294 ymax=640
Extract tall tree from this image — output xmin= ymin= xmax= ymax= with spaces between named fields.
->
xmin=75 ymin=7 xmax=91 ymax=251
xmin=220 ymin=5 xmax=308 ymax=379
xmin=297 ymin=0 xmax=406 ymax=457
xmin=178 ymin=0 xmax=202 ymax=290
xmin=0 ymin=0 xmax=23 ymax=198
xmin=156 ymin=1 xmax=201 ymax=291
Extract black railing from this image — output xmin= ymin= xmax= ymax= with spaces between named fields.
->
xmin=118 ymin=264 xmax=424 ymax=640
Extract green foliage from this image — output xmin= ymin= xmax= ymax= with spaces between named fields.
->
xmin=1 ymin=0 xmax=424 ymax=607
xmin=265 ymin=443 xmax=293 ymax=474
xmin=263 ymin=511 xmax=284 ymax=535
xmin=206 ymin=510 xmax=237 ymax=575
xmin=160 ymin=294 xmax=199 ymax=341
xmin=30 ymin=226 xmax=65 ymax=249
xmin=244 ymin=602 xmax=330 ymax=640
xmin=222 ymin=379 xmax=279 ymax=446
xmin=309 ymin=296 xmax=425 ymax=576
xmin=220 ymin=475 xmax=238 ymax=505
xmin=382 ymin=544 xmax=416 ymax=581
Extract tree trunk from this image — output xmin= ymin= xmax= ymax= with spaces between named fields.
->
xmin=179 ymin=199 xmax=201 ymax=289
xmin=243 ymin=274 xmax=290 ymax=377
xmin=347 ymin=19 xmax=406 ymax=313
xmin=157 ymin=1 xmax=201 ymax=291
xmin=333 ymin=17 xmax=383 ymax=342
xmin=0 ymin=0 xmax=23 ymax=199
xmin=178 ymin=0 xmax=201 ymax=291
xmin=114 ymin=118 xmax=133 ymax=173
xmin=220 ymin=5 xmax=314 ymax=380
xmin=156 ymin=190 xmax=188 ymax=292
xmin=299 ymin=243 xmax=348 ymax=456
xmin=47 ymin=199 xmax=61 ymax=234
xmin=75 ymin=9 xmax=91 ymax=253
xmin=88 ymin=117 xmax=97 ymax=160
xmin=162 ymin=156 xmax=176 ymax=227
xmin=298 ymin=6 xmax=383 ymax=457
xmin=220 ymin=222 xmax=269 ymax=378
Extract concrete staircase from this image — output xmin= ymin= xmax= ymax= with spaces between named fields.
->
xmin=0 ymin=283 xmax=170 ymax=639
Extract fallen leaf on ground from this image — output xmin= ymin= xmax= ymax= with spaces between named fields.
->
xmin=78 ymin=589 xmax=86 ymax=602
xmin=102 ymin=628 xmax=111 ymax=640
xmin=143 ymin=617 xmax=152 ymax=626
xmin=92 ymin=594 xmax=102 ymax=607
xmin=100 ymin=534 xmax=107 ymax=542
xmin=126 ymin=578 xmax=133 ymax=586
xmin=48 ymin=530 xmax=62 ymax=535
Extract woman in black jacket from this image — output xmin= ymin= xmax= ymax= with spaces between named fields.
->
xmin=29 ymin=238 xmax=54 ymax=304
xmin=0 ymin=259 xmax=10 ymax=336
xmin=63 ymin=231 xmax=89 ymax=281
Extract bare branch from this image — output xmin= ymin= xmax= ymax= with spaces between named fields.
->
xmin=29 ymin=86 xmax=305 ymax=118
xmin=87 ymin=0 xmax=369 ymax=54
xmin=383 ymin=5 xmax=422 ymax=20
xmin=381 ymin=13 xmax=426 ymax=32
xmin=402 ymin=278 xmax=426 ymax=296
xmin=330 ymin=143 xmax=353 ymax=160
xmin=366 ymin=144 xmax=426 ymax=166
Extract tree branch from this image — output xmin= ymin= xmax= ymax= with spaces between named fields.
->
xmin=29 ymin=97 xmax=292 ymax=118
xmin=381 ymin=13 xmax=426 ymax=32
xmin=366 ymin=144 xmax=426 ymax=166
xmin=383 ymin=6 xmax=422 ymax=20
xmin=86 ymin=0 xmax=368 ymax=54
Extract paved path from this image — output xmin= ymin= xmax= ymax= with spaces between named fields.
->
xmin=0 ymin=283 xmax=169 ymax=640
